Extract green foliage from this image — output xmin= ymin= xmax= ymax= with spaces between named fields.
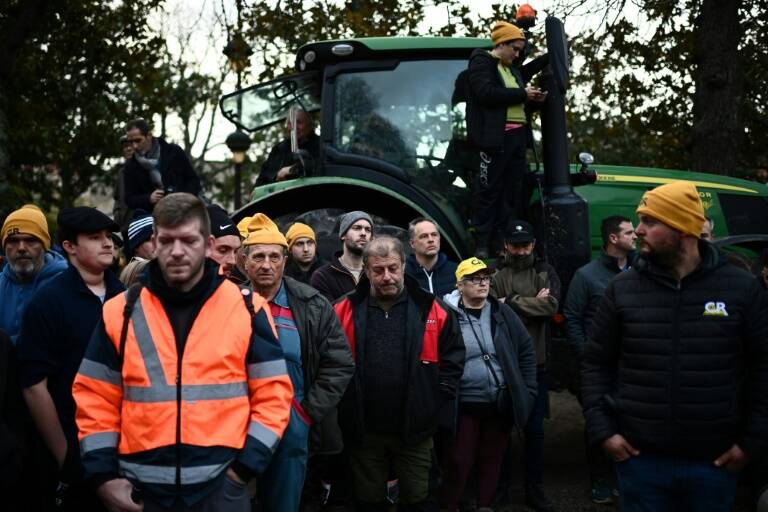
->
xmin=0 ymin=0 xmax=166 ymax=216
xmin=559 ymin=0 xmax=766 ymax=176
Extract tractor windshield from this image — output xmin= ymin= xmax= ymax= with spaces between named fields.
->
xmin=332 ymin=59 xmax=474 ymax=216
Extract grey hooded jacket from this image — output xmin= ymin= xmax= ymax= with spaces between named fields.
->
xmin=444 ymin=290 xmax=538 ymax=427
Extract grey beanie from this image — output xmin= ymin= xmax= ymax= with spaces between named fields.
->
xmin=339 ymin=211 xmax=374 ymax=238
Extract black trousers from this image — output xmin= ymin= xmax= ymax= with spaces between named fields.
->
xmin=472 ymin=127 xmax=528 ymax=241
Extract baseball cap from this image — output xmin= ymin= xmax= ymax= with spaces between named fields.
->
xmin=504 ymin=220 xmax=535 ymax=244
xmin=455 ymin=257 xmax=494 ymax=281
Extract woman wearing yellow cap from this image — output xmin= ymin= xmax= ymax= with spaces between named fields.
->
xmin=440 ymin=257 xmax=537 ymax=511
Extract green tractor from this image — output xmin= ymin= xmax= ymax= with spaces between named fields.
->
xmin=219 ymin=17 xmax=768 ymax=283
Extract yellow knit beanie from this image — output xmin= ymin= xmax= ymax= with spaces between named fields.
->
xmin=491 ymin=21 xmax=525 ymax=46
xmin=243 ymin=213 xmax=288 ymax=248
xmin=636 ymin=181 xmax=705 ymax=237
xmin=285 ymin=222 xmax=316 ymax=249
xmin=237 ymin=216 xmax=252 ymax=239
xmin=1 ymin=204 xmax=51 ymax=250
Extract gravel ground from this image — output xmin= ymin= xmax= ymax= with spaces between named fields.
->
xmin=491 ymin=391 xmax=754 ymax=512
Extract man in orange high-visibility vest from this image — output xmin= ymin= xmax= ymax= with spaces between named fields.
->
xmin=73 ymin=193 xmax=293 ymax=512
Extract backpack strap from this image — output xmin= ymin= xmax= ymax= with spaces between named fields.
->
xmin=118 ymin=283 xmax=143 ymax=368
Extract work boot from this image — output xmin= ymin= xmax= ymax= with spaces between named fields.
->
xmin=590 ymin=478 xmax=613 ymax=504
xmin=474 ymin=232 xmax=490 ymax=260
xmin=524 ymin=483 xmax=554 ymax=512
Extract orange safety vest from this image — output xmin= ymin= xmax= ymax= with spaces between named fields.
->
xmin=74 ymin=280 xmax=291 ymax=488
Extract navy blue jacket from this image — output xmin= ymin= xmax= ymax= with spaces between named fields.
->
xmin=564 ymin=251 xmax=635 ymax=352
xmin=405 ymin=252 xmax=458 ymax=298
xmin=16 ymin=265 xmax=124 ymax=479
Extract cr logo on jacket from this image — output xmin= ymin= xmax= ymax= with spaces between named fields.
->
xmin=703 ymin=301 xmax=729 ymax=317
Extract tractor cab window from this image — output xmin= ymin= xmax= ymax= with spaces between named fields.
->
xmin=219 ymin=71 xmax=320 ymax=132
xmin=333 ymin=60 xmax=475 ymax=216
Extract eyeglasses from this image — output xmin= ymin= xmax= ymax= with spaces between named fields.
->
xmin=463 ymin=275 xmax=492 ymax=285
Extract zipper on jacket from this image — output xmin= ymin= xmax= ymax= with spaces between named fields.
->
xmin=175 ymin=365 xmax=182 ymax=489
xmin=670 ymin=282 xmax=682 ymax=445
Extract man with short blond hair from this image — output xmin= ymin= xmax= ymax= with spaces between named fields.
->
xmin=73 ymin=193 xmax=292 ymax=511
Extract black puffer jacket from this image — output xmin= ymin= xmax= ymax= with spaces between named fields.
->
xmin=465 ymin=49 xmax=527 ymax=151
xmin=581 ymin=242 xmax=768 ymax=460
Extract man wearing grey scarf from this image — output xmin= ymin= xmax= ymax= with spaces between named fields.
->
xmin=123 ymin=118 xmax=201 ymax=212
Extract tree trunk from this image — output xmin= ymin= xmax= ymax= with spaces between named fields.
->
xmin=691 ymin=0 xmax=743 ymax=176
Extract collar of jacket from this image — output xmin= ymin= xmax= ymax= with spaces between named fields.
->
xmin=598 ymin=250 xmax=636 ymax=273
xmin=345 ymin=272 xmax=434 ymax=310
xmin=142 ymin=258 xmax=223 ymax=306
xmin=634 ymin=239 xmax=722 ymax=285
xmin=65 ymin=263 xmax=124 ymax=299
xmin=286 ymin=255 xmax=323 ymax=274
xmin=329 ymin=252 xmax=357 ymax=278
xmin=283 ymin=275 xmax=322 ymax=302
xmin=405 ymin=251 xmax=448 ymax=274
xmin=502 ymin=251 xmax=535 ymax=271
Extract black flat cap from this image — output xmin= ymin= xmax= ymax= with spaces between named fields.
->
xmin=58 ymin=207 xmax=120 ymax=235
xmin=207 ymin=205 xmax=239 ymax=238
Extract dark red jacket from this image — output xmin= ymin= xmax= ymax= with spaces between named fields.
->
xmin=333 ymin=275 xmax=465 ymax=445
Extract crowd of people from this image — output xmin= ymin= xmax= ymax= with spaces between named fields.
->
xmin=1 ymin=15 xmax=768 ymax=512
xmin=2 ymin=178 xmax=768 ymax=512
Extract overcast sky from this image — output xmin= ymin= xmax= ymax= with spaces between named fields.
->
xmin=155 ymin=0 xmax=638 ymax=160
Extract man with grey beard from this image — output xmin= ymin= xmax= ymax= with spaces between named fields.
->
xmin=0 ymin=205 xmax=67 ymax=344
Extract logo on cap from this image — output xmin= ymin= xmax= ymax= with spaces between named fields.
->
xmin=8 ymin=227 xmax=19 ymax=236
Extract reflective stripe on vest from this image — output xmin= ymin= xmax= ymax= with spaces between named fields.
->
xmin=80 ymin=431 xmax=119 ymax=455
xmin=124 ymin=298 xmax=248 ymax=403
xmin=248 ymin=419 xmax=280 ymax=452
xmin=119 ymin=460 xmax=229 ymax=485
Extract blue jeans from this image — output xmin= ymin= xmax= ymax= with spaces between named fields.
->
xmin=615 ymin=453 xmax=738 ymax=512
xmin=523 ymin=369 xmax=548 ymax=486
xmin=258 ymin=405 xmax=310 ymax=512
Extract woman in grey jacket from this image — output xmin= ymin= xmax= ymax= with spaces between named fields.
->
xmin=440 ymin=257 xmax=538 ymax=511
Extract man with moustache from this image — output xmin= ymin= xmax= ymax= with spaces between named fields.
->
xmin=241 ymin=213 xmax=353 ymax=512
xmin=581 ymin=181 xmax=768 ymax=512
xmin=0 ymin=205 xmax=68 ymax=344
xmin=334 ymin=236 xmax=464 ymax=509
xmin=311 ymin=211 xmax=373 ymax=301
xmin=17 ymin=207 xmax=124 ymax=509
